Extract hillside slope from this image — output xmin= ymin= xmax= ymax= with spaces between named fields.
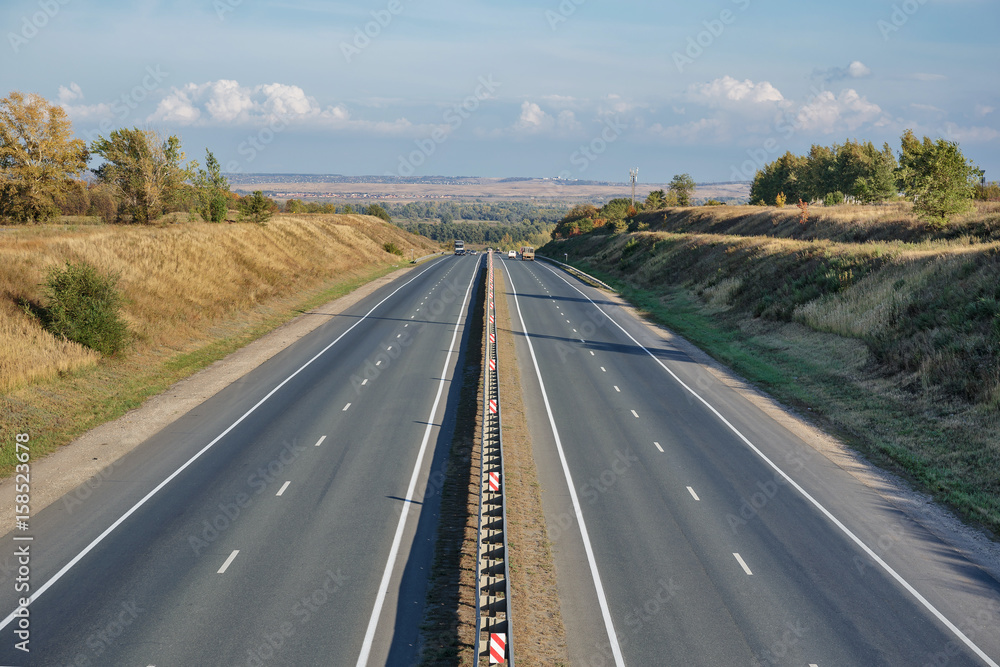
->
xmin=542 ymin=206 xmax=1000 ymax=537
xmin=0 ymin=215 xmax=437 ymax=470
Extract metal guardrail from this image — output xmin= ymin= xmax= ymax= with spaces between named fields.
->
xmin=535 ymin=254 xmax=615 ymax=292
xmin=474 ymin=251 xmax=513 ymax=666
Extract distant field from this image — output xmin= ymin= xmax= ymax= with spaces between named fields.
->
xmin=228 ymin=176 xmax=750 ymax=204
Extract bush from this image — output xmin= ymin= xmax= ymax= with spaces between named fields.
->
xmin=238 ymin=191 xmax=274 ymax=225
xmin=87 ymin=184 xmax=118 ymax=224
xmin=824 ymin=191 xmax=845 ymax=206
xmin=383 ymin=241 xmax=404 ymax=256
xmin=42 ymin=262 xmax=130 ymax=355
xmin=775 ymin=192 xmax=787 ymax=208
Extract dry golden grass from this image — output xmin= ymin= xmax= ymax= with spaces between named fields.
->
xmin=0 ymin=214 xmax=437 ymax=394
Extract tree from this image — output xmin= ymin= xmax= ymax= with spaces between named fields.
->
xmin=668 ymin=173 xmax=696 ymax=206
xmin=192 ymin=149 xmax=230 ymax=222
xmin=91 ymin=128 xmax=187 ymax=223
xmin=0 ymin=92 xmax=88 ymax=223
xmin=238 ymin=191 xmax=274 ymax=225
xmin=644 ymin=189 xmax=667 ymax=210
xmin=749 ymin=152 xmax=807 ymax=205
xmin=897 ymin=129 xmax=982 ymax=224
xmin=852 ymin=142 xmax=897 ymax=204
xmin=366 ymin=203 xmax=391 ymax=222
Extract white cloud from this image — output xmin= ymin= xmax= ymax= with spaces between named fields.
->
xmin=942 ymin=122 xmax=1000 ymax=143
xmin=556 ymin=109 xmax=582 ymax=132
xmin=795 ymin=89 xmax=887 ymax=133
xmin=515 ymin=101 xmax=550 ymax=131
xmin=203 ymin=79 xmax=256 ymax=123
xmin=975 ymin=104 xmax=995 ymax=118
xmin=692 ymin=76 xmax=786 ymax=109
xmin=847 ymin=61 xmax=871 ymax=78
xmin=58 ymin=82 xmax=83 ymax=104
xmin=910 ymin=103 xmax=946 ymax=114
xmin=649 ymin=118 xmax=724 ymax=144
xmin=142 ymin=79 xmax=426 ymax=136
xmin=814 ymin=61 xmax=872 ymax=83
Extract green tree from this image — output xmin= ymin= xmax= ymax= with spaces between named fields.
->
xmin=749 ymin=152 xmax=807 ymax=205
xmin=41 ymin=261 xmax=130 ymax=355
xmin=193 ymin=149 xmax=230 ymax=222
xmin=0 ymin=92 xmax=89 ymax=223
xmin=644 ymin=189 xmax=667 ymax=209
xmin=366 ymin=203 xmax=391 ymax=222
xmin=668 ymin=173 xmax=696 ymax=206
xmin=897 ymin=129 xmax=982 ymax=224
xmin=238 ymin=191 xmax=274 ymax=225
xmin=91 ymin=128 xmax=187 ymax=223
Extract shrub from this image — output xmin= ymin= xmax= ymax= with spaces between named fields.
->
xmin=238 ymin=191 xmax=274 ymax=225
xmin=775 ymin=192 xmax=787 ymax=208
xmin=383 ymin=241 xmax=404 ymax=256
xmin=824 ymin=191 xmax=845 ymax=206
xmin=42 ymin=262 xmax=130 ymax=355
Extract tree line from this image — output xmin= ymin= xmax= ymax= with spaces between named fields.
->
xmin=749 ymin=132 xmax=985 ymax=223
xmin=385 ymin=200 xmax=566 ymax=226
xmin=0 ymin=91 xmax=275 ymax=224
xmin=396 ymin=219 xmax=553 ymax=247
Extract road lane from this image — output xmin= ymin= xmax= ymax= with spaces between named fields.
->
xmin=0 ymin=254 xmax=483 ymax=666
xmin=500 ymin=256 xmax=1000 ymax=667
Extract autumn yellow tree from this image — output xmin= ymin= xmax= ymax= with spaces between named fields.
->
xmin=0 ymin=92 xmax=88 ymax=222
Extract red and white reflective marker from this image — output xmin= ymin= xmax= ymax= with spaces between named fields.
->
xmin=489 ymin=314 xmax=495 ymax=324
xmin=488 ymin=471 xmax=500 ymax=491
xmin=489 ymin=332 xmax=496 ymax=343
xmin=490 ymin=633 xmax=506 ymax=664
xmin=489 ymin=358 xmax=496 ymax=371
xmin=489 ymin=399 xmax=497 ymax=414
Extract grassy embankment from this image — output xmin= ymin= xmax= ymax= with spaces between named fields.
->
xmin=542 ymin=202 xmax=1000 ymax=538
xmin=0 ymin=214 xmax=437 ymax=473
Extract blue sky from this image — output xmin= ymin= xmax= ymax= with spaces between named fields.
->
xmin=2 ymin=0 xmax=997 ymax=182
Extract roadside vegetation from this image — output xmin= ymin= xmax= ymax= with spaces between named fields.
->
xmin=541 ymin=139 xmax=1000 ymax=537
xmin=0 ymin=215 xmax=437 ymax=474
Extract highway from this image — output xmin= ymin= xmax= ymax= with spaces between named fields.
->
xmin=0 ymin=253 xmax=483 ymax=667
xmin=498 ymin=256 xmax=1000 ymax=667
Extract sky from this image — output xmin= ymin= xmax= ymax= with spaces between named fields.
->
xmin=1 ymin=0 xmax=998 ymax=183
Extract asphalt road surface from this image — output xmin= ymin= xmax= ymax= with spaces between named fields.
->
xmin=499 ymin=256 xmax=1000 ymax=667
xmin=0 ymin=254 xmax=483 ymax=667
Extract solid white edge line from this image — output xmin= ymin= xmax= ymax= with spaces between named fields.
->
xmin=536 ymin=261 xmax=1000 ymax=667
xmin=314 ymin=435 xmax=327 ymax=447
xmin=218 ymin=550 xmax=239 ymax=574
xmin=687 ymin=486 xmax=699 ymax=501
xmin=733 ymin=552 xmax=753 ymax=575
xmin=276 ymin=481 xmax=291 ymax=497
xmin=501 ymin=261 xmax=626 ymax=667
xmin=0 ymin=258 xmax=446 ymax=633
xmin=354 ymin=255 xmax=481 ymax=666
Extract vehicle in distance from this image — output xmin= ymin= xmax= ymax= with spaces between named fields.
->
xmin=520 ymin=246 xmax=535 ymax=261
xmin=507 ymin=250 xmax=517 ymax=259
xmin=454 ymin=240 xmax=465 ymax=255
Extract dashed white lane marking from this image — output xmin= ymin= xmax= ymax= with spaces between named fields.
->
xmin=276 ymin=481 xmax=291 ymax=496
xmin=343 ymin=403 xmax=351 ymax=411
xmin=631 ymin=409 xmax=639 ymax=418
xmin=654 ymin=441 xmax=664 ymax=452
xmin=734 ymin=553 xmax=753 ymax=575
xmin=614 ymin=386 xmax=621 ymax=392
xmin=218 ymin=550 xmax=239 ymax=574
xmin=566 ymin=319 xmax=571 ymax=323
xmin=590 ymin=351 xmax=595 ymax=356
xmin=376 ymin=360 xmax=382 ymax=366
xmin=687 ymin=486 xmax=699 ymax=500
xmin=573 ymin=328 xmax=578 ymax=333
xmin=314 ymin=435 xmax=327 ymax=447
xmin=600 ymin=367 xmax=606 ymax=372
xmin=404 ymin=323 xmax=408 ymax=327
xmin=396 ymin=334 xmax=401 ymax=338
xmin=386 ymin=346 xmax=392 ymax=351
xmin=362 ymin=378 xmax=368 ymax=386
